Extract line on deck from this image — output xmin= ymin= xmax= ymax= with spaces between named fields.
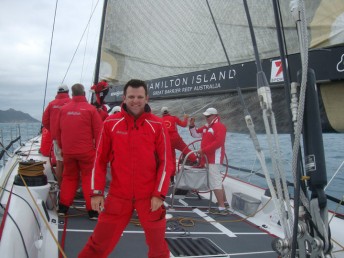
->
xmin=59 ymin=229 xmax=239 ymax=236
xmin=193 ymin=208 xmax=236 ymax=237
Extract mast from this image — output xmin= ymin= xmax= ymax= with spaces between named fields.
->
xmin=93 ymin=0 xmax=108 ymax=85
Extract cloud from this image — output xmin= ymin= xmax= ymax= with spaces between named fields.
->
xmin=0 ymin=0 xmax=102 ymax=120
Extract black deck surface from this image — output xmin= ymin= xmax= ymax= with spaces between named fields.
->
xmin=58 ymin=191 xmax=277 ymax=258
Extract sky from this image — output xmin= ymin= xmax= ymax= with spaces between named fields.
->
xmin=0 ymin=0 xmax=103 ymax=121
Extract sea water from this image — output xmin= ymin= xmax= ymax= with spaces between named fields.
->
xmin=0 ymin=123 xmax=41 ymax=168
xmin=0 ymin=123 xmax=41 ymax=152
xmin=178 ymin=127 xmax=344 ymax=213
xmin=1 ymin=122 xmax=343 ymax=212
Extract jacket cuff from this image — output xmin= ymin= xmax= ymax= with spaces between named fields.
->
xmin=153 ymin=192 xmax=166 ymax=200
xmin=90 ymin=189 xmax=104 ymax=197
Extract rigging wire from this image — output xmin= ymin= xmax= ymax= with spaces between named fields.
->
xmin=242 ymin=0 xmax=294 ymax=239
xmin=41 ymin=0 xmax=59 ymax=123
xmin=80 ymin=0 xmax=95 ymax=83
xmin=206 ymin=0 xmax=294 ymax=240
xmin=271 ymin=0 xmax=307 ymax=256
xmin=61 ymin=0 xmax=101 ymax=85
xmin=41 ymin=0 xmax=101 ymax=121
xmin=205 ymin=0 xmax=238 ymax=89
xmin=290 ymin=0 xmax=310 ymax=211
xmin=325 ymin=161 xmax=344 ymax=191
xmin=204 ymin=1 xmax=295 ymax=238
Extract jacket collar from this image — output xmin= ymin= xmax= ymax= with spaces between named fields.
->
xmin=55 ymin=93 xmax=70 ymax=99
xmin=72 ymin=95 xmax=87 ymax=102
xmin=121 ymin=103 xmax=151 ymax=122
xmin=209 ymin=116 xmax=220 ymax=126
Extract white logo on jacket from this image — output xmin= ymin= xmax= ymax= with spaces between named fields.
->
xmin=207 ymin=128 xmax=214 ymax=135
xmin=67 ymin=111 xmax=81 ymax=116
xmin=116 ymin=130 xmax=128 ymax=135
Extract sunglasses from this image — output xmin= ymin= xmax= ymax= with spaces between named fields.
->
xmin=205 ymin=115 xmax=212 ymax=118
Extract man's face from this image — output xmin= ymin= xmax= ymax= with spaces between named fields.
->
xmin=204 ymin=114 xmax=214 ymax=122
xmin=123 ymin=86 xmax=148 ymax=118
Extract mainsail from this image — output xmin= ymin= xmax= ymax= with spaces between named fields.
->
xmin=94 ymin=0 xmax=344 ymax=133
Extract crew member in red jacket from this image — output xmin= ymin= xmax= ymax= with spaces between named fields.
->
xmin=161 ymin=107 xmax=198 ymax=182
xmin=42 ymin=85 xmax=71 ymax=185
xmin=56 ymin=83 xmax=102 ymax=220
xmin=94 ymin=102 xmax=109 ymax=121
xmin=189 ymin=107 xmax=229 ymax=215
xmin=91 ymin=80 xmax=109 ymax=121
xmin=79 ymin=79 xmax=173 ymax=258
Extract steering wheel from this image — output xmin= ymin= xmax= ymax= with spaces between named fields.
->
xmin=177 ymin=139 xmax=228 ymax=193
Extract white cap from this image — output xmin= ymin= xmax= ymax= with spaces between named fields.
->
xmin=203 ymin=107 xmax=218 ymax=116
xmin=109 ymin=106 xmax=121 ymax=115
xmin=161 ymin=107 xmax=169 ymax=113
xmin=57 ymin=85 xmax=69 ymax=93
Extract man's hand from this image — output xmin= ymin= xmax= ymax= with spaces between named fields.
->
xmin=91 ymin=195 xmax=105 ymax=213
xmin=189 ymin=117 xmax=195 ymax=127
xmin=151 ymin=196 xmax=163 ymax=211
xmin=183 ymin=114 xmax=189 ymax=120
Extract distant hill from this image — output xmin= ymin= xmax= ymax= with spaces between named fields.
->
xmin=0 ymin=108 xmax=40 ymax=123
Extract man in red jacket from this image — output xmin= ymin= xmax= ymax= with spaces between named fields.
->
xmin=189 ymin=107 xmax=229 ymax=215
xmin=79 ymin=79 xmax=173 ymax=258
xmin=94 ymin=101 xmax=109 ymax=121
xmin=56 ymin=83 xmax=102 ymax=220
xmin=91 ymin=80 xmax=109 ymax=121
xmin=161 ymin=107 xmax=198 ymax=183
xmin=42 ymin=85 xmax=71 ymax=185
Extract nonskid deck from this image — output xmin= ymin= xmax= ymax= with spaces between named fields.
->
xmin=58 ymin=190 xmax=277 ymax=258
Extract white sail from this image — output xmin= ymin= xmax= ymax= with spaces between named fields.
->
xmin=99 ymin=0 xmax=344 ymax=83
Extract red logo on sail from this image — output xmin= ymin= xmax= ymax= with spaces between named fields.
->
xmin=270 ymin=59 xmax=284 ymax=83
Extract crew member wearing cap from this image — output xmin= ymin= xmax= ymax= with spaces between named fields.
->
xmin=42 ymin=84 xmax=71 ymax=185
xmin=161 ymin=106 xmax=198 ymax=183
xmin=189 ymin=107 xmax=229 ymax=215
xmin=108 ymin=105 xmax=121 ymax=115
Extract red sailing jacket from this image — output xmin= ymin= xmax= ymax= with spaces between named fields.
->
xmin=162 ymin=113 xmax=187 ymax=138
xmin=97 ymin=105 xmax=109 ymax=121
xmin=91 ymin=104 xmax=173 ymax=201
xmin=56 ymin=96 xmax=102 ymax=155
xmin=42 ymin=93 xmax=71 ymax=139
xmin=189 ymin=116 xmax=226 ymax=164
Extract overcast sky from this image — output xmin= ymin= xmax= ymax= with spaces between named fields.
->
xmin=0 ymin=0 xmax=103 ymax=121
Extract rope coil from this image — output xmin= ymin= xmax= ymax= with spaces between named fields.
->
xmin=18 ymin=160 xmax=46 ymax=177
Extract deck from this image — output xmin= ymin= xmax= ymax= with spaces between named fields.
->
xmin=58 ymin=189 xmax=277 ymax=258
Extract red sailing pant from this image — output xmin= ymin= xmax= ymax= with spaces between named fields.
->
xmin=170 ymin=134 xmax=197 ymax=175
xmin=59 ymin=150 xmax=95 ymax=211
xmin=78 ymin=195 xmax=169 ymax=258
